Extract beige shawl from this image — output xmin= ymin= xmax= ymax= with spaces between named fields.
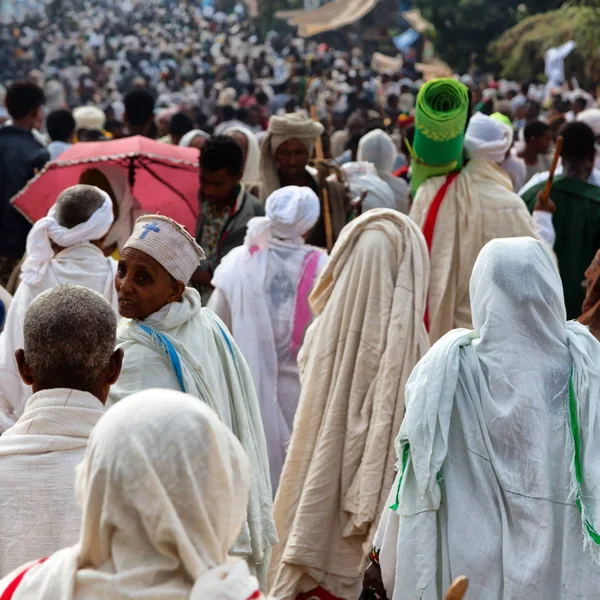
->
xmin=268 ymin=209 xmax=430 ymax=600
xmin=410 ymin=159 xmax=538 ymax=344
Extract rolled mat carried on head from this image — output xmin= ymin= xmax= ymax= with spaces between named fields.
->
xmin=411 ymin=78 xmax=470 ymax=194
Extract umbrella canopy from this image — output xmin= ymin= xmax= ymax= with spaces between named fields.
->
xmin=11 ymin=136 xmax=201 ymax=234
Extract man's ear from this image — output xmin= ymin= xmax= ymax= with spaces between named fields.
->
xmin=15 ymin=349 xmax=35 ymax=386
xmin=106 ymin=349 xmax=124 ymax=386
xmin=170 ymin=280 xmax=186 ymax=304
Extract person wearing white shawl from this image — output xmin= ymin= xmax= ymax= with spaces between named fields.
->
xmin=209 ymin=186 xmax=327 ymax=493
xmin=371 ymin=237 xmax=600 ymax=600
xmin=224 ymin=126 xmax=261 ymax=194
xmin=269 ymin=209 xmax=430 ymax=600
xmin=179 ymin=129 xmax=211 ymax=149
xmin=0 ymin=389 xmax=267 ymax=600
xmin=342 ymin=161 xmax=397 ymax=212
xmin=357 ymin=129 xmax=409 ymax=214
xmin=0 ymin=185 xmax=117 ymax=433
xmin=108 ymin=215 xmax=277 ymax=589
xmin=410 ymin=112 xmax=537 ymax=344
xmin=0 ymin=285 xmax=122 ymax=578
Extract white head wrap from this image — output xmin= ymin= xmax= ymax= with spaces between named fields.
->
xmin=4 ymin=390 xmax=260 ymax=600
xmin=21 ymin=188 xmax=114 ymax=286
xmin=224 ymin=126 xmax=260 ymax=184
xmin=464 ymin=112 xmax=513 ymax=163
xmin=179 ymin=129 xmax=211 ymax=147
xmin=245 ymin=186 xmax=320 ymax=250
xmin=577 ymin=108 xmax=600 ymax=136
xmin=124 ymin=215 xmax=205 ymax=284
xmin=259 ymin=113 xmax=325 ymax=201
xmin=73 ymin=106 xmax=106 ymax=132
xmin=357 ymin=129 xmax=398 ymax=176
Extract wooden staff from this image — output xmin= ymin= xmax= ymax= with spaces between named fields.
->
xmin=445 ymin=576 xmax=469 ymax=600
xmin=310 ymin=105 xmax=334 ymax=251
xmin=540 ymin=135 xmax=563 ymax=205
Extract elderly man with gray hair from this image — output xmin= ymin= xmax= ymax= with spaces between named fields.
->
xmin=0 ymin=184 xmax=118 ymax=432
xmin=0 ymin=284 xmax=123 ymax=578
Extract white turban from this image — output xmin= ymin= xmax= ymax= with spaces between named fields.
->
xmin=179 ymin=129 xmax=211 ymax=147
xmin=21 ymin=188 xmax=114 ymax=286
xmin=245 ymin=186 xmax=320 ymax=249
xmin=259 ymin=113 xmax=325 ymax=201
xmin=124 ymin=215 xmax=205 ymax=284
xmin=73 ymin=105 xmax=106 ymax=132
xmin=464 ymin=112 xmax=513 ymax=164
xmin=577 ymin=108 xmax=600 ymax=136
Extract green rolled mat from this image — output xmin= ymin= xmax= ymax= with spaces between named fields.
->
xmin=411 ymin=78 xmax=470 ymax=195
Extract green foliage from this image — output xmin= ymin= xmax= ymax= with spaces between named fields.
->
xmin=413 ymin=0 xmax=564 ymax=73
xmin=489 ymin=6 xmax=600 ymax=83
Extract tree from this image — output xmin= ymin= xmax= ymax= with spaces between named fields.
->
xmin=414 ymin=0 xmax=564 ymax=73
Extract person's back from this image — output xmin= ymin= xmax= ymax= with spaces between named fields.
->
xmin=521 ymin=122 xmax=600 ymax=319
xmin=46 ymin=109 xmax=75 ymax=160
xmin=0 ymin=82 xmax=49 ymax=283
xmin=0 ymin=185 xmax=117 ymax=431
xmin=0 ymin=285 xmax=121 ymax=578
xmin=410 ymin=113 xmax=537 ymax=343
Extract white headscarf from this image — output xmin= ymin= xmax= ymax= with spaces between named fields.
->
xmin=179 ymin=129 xmax=211 ymax=147
xmin=342 ymin=161 xmax=397 ymax=211
xmin=21 ymin=188 xmax=113 ymax=286
xmin=3 ymin=389 xmax=261 ymax=600
xmin=124 ymin=215 xmax=205 ymax=284
xmin=245 ymin=186 xmax=320 ymax=249
xmin=224 ymin=126 xmax=260 ymax=184
xmin=356 ymin=129 xmax=409 ymax=214
xmin=464 ymin=112 xmax=513 ymax=163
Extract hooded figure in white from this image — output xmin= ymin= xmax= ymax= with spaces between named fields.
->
xmin=0 ymin=186 xmax=117 ymax=432
xmin=209 ymin=186 xmax=327 ymax=493
xmin=374 ymin=237 xmax=600 ymax=600
xmin=0 ymin=390 xmax=266 ymax=600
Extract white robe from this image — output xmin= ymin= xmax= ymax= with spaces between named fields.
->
xmin=0 ymin=244 xmax=117 ymax=432
xmin=108 ymin=288 xmax=277 ymax=590
xmin=0 ymin=388 xmax=104 ymax=578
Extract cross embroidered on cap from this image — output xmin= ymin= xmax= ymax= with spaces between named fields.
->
xmin=124 ymin=215 xmax=205 ymax=284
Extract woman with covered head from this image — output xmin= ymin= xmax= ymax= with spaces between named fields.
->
xmin=209 ymin=186 xmax=327 ymax=493
xmin=108 ymin=215 xmax=277 ymax=588
xmin=224 ymin=126 xmax=261 ymax=195
xmin=0 ymin=390 xmax=267 ymax=600
xmin=269 ymin=209 xmax=430 ymax=600
xmin=357 ymin=129 xmax=410 ymax=214
xmin=371 ymin=237 xmax=600 ymax=600
xmin=260 ymin=112 xmax=350 ymax=248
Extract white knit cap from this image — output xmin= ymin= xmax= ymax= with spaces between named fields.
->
xmin=464 ymin=112 xmax=513 ymax=164
xmin=73 ymin=106 xmax=106 ymax=132
xmin=124 ymin=215 xmax=205 ymax=284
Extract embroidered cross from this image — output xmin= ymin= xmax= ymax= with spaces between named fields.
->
xmin=139 ymin=221 xmax=160 ymax=239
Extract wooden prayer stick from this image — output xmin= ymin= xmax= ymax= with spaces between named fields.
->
xmin=445 ymin=576 xmax=469 ymax=600
xmin=310 ymin=105 xmax=334 ymax=251
xmin=540 ymin=135 xmax=563 ymax=204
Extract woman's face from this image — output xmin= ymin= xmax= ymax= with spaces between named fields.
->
xmin=115 ymin=248 xmax=184 ymax=320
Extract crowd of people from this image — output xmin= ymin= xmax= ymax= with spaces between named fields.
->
xmin=1 ymin=1 xmax=600 ymax=599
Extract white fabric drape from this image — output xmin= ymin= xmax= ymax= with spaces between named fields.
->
xmin=0 ymin=390 xmax=265 ymax=600
xmin=210 ymin=186 xmax=325 ymax=493
xmin=342 ymin=162 xmax=397 ymax=212
xmin=0 ymin=389 xmax=105 ymax=578
xmin=0 ymin=244 xmax=118 ymax=432
xmin=377 ymin=237 xmax=600 ymax=600
xmin=269 ymin=209 xmax=430 ymax=600
xmin=224 ymin=126 xmax=261 ymax=186
xmin=108 ymin=288 xmax=277 ymax=589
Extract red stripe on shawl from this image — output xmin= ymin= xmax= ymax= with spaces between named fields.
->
xmin=422 ymin=172 xmax=458 ymax=331
xmin=291 ymin=250 xmax=322 ymax=356
xmin=1 ymin=558 xmax=48 ymax=600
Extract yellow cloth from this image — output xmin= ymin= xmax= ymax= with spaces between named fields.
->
xmin=268 ymin=209 xmax=430 ymax=599
xmin=410 ymin=159 xmax=538 ymax=344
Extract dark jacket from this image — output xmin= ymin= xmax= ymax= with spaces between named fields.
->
xmin=0 ymin=126 xmax=49 ymax=258
xmin=195 ymin=188 xmax=265 ymax=271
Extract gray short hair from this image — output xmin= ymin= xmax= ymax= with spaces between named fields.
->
xmin=23 ymin=284 xmax=117 ymax=391
xmin=54 ymin=184 xmax=106 ymax=229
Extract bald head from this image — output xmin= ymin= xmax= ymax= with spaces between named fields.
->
xmin=55 ymin=184 xmax=106 ymax=230
xmin=17 ymin=285 xmax=122 ymax=400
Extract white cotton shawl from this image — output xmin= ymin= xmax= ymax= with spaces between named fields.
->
xmin=107 ymin=288 xmax=277 ymax=589
xmin=377 ymin=237 xmax=600 ymax=600
xmin=0 ymin=390 xmax=265 ymax=600
xmin=210 ymin=186 xmax=324 ymax=493
xmin=0 ymin=389 xmax=104 ymax=578
xmin=225 ymin=126 xmax=261 ymax=185
xmin=342 ymin=162 xmax=397 ymax=212
xmin=0 ymin=244 xmax=118 ymax=433
xmin=269 ymin=209 xmax=430 ymax=600
xmin=357 ymin=129 xmax=409 ymax=214
xmin=21 ymin=190 xmax=113 ymax=286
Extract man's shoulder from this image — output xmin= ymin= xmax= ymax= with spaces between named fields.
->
xmin=244 ymin=190 xmax=265 ymax=216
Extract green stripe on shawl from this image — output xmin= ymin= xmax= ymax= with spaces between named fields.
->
xmin=411 ymin=78 xmax=470 ymax=194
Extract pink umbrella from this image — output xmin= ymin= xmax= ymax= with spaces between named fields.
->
xmin=10 ymin=136 xmax=200 ymax=233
